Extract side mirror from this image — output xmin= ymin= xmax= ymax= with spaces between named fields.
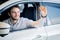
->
xmin=0 ymin=22 xmax=10 ymax=37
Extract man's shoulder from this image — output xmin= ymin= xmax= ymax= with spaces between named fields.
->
xmin=3 ymin=18 xmax=10 ymax=23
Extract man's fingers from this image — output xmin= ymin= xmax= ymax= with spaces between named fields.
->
xmin=39 ymin=6 xmax=47 ymax=16
xmin=40 ymin=6 xmax=46 ymax=13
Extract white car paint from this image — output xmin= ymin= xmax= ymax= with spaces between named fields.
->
xmin=45 ymin=24 xmax=60 ymax=40
xmin=0 ymin=27 xmax=47 ymax=40
xmin=0 ymin=24 xmax=60 ymax=40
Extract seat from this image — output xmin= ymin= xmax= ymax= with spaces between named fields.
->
xmin=21 ymin=7 xmax=36 ymax=21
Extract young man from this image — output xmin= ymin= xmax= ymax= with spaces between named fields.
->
xmin=4 ymin=5 xmax=47 ymax=31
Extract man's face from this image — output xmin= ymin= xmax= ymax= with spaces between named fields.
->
xmin=9 ymin=7 xmax=20 ymax=20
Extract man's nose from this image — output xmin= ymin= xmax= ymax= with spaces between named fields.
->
xmin=15 ymin=12 xmax=19 ymax=16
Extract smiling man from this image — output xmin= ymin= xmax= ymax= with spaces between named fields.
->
xmin=3 ymin=5 xmax=47 ymax=31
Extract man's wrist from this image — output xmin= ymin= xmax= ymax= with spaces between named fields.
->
xmin=41 ymin=15 xmax=47 ymax=18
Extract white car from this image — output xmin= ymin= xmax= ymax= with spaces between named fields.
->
xmin=0 ymin=0 xmax=60 ymax=40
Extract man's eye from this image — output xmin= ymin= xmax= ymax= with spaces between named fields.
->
xmin=11 ymin=12 xmax=15 ymax=13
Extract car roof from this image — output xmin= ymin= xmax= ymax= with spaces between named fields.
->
xmin=0 ymin=0 xmax=41 ymax=10
xmin=0 ymin=0 xmax=60 ymax=10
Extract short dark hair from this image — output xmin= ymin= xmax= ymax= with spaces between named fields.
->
xmin=8 ymin=5 xmax=20 ymax=13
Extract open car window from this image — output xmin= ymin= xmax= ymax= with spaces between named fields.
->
xmin=0 ymin=2 xmax=37 ymax=21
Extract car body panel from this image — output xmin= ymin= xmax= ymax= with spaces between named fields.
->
xmin=0 ymin=24 xmax=60 ymax=40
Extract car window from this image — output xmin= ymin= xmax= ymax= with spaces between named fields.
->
xmin=0 ymin=2 xmax=37 ymax=21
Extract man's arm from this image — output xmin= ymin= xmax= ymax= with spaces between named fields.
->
xmin=30 ymin=6 xmax=47 ymax=27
